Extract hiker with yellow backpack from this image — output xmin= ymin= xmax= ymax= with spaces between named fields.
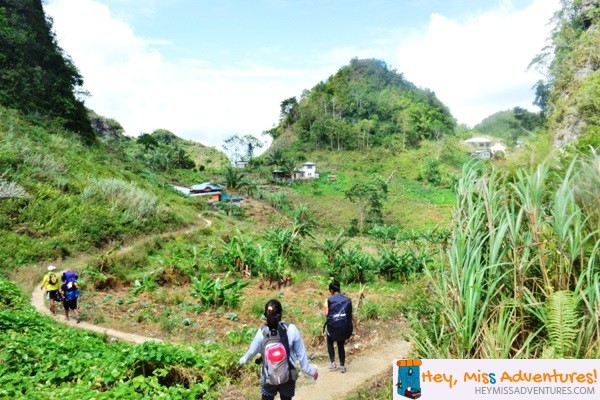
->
xmin=40 ymin=265 xmax=61 ymax=315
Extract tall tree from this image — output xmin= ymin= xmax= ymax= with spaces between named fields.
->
xmin=345 ymin=178 xmax=388 ymax=231
xmin=222 ymin=134 xmax=263 ymax=161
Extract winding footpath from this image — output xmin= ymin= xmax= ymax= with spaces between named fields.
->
xmin=31 ymin=216 xmax=412 ymax=399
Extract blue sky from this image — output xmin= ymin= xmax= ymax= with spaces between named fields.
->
xmin=44 ymin=0 xmax=560 ymax=149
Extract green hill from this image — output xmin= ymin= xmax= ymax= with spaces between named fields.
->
xmin=267 ymin=58 xmax=456 ymax=152
xmin=0 ymin=106 xmax=207 ymax=269
xmin=1 ymin=0 xmax=600 ymax=399
xmin=472 ymin=107 xmax=544 ymax=145
xmin=0 ymin=0 xmax=94 ymax=141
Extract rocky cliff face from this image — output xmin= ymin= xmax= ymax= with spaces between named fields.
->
xmin=90 ymin=114 xmax=127 ymax=141
xmin=551 ymin=0 xmax=600 ymax=148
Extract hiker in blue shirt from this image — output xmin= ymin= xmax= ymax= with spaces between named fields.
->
xmin=240 ymin=299 xmax=318 ymax=400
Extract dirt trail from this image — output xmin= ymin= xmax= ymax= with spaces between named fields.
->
xmin=31 ymin=215 xmax=413 ymax=398
xmin=31 ymin=284 xmax=161 ymax=344
xmin=295 ymin=340 xmax=411 ymax=400
xmin=31 ymin=217 xmax=212 ymax=344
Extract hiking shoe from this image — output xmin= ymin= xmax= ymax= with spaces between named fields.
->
xmin=329 ymin=362 xmax=337 ymax=370
xmin=340 ymin=366 xmax=346 ymax=373
xmin=76 ymin=318 xmax=80 ymax=323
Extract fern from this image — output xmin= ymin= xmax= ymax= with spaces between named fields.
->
xmin=544 ymin=290 xmax=580 ymax=358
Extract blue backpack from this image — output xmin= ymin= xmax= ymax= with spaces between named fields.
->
xmin=65 ymin=288 xmax=80 ymax=302
xmin=62 ymin=270 xmax=78 ymax=284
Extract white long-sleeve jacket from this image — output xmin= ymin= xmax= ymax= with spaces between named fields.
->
xmin=239 ymin=323 xmax=316 ymax=377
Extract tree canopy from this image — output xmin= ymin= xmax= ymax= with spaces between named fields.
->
xmin=0 ymin=0 xmax=94 ymax=142
xmin=268 ymin=58 xmax=456 ymax=151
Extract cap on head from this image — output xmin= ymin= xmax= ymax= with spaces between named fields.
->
xmin=47 ymin=265 xmax=56 ymax=271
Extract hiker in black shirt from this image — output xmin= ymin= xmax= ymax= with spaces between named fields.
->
xmin=323 ymin=280 xmax=358 ymax=373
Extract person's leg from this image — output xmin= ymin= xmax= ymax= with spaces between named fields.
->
xmin=73 ymin=300 xmax=80 ymax=322
xmin=63 ymin=301 xmax=69 ymax=320
xmin=49 ymin=298 xmax=56 ymax=315
xmin=337 ymin=340 xmax=346 ymax=372
xmin=261 ymin=395 xmax=275 ymax=400
xmin=326 ymin=335 xmax=336 ymax=368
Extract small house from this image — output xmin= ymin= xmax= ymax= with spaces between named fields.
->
xmin=271 ymin=169 xmax=287 ymax=181
xmin=189 ymin=182 xmax=224 ymax=196
xmin=465 ymin=137 xmax=493 ymax=159
xmin=293 ymin=162 xmax=318 ymax=180
xmin=234 ymin=160 xmax=248 ymax=168
xmin=465 ymin=137 xmax=492 ymax=149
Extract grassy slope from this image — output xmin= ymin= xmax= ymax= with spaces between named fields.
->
xmin=0 ymin=106 xmax=203 ymax=269
xmin=0 ymin=104 xmax=471 ymax=398
xmin=274 ymin=139 xmax=468 ymax=232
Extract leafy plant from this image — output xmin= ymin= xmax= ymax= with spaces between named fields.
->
xmin=191 ymin=273 xmax=249 ymax=309
xmin=327 ymin=247 xmax=376 ymax=284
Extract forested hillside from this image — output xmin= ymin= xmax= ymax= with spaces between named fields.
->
xmin=268 ymin=58 xmax=456 ymax=152
xmin=541 ymin=0 xmax=600 ymax=149
xmin=472 ymin=107 xmax=544 ymax=145
xmin=0 ymin=0 xmax=93 ymax=141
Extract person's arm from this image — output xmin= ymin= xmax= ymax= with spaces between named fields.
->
xmin=40 ymin=275 xmax=48 ymax=290
xmin=322 ymin=298 xmax=329 ymax=317
xmin=288 ymin=324 xmax=318 ymax=379
xmin=239 ymin=328 xmax=263 ymax=365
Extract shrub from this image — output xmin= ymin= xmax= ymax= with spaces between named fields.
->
xmin=327 ymin=247 xmax=376 ymax=284
xmin=191 ymin=273 xmax=249 ymax=309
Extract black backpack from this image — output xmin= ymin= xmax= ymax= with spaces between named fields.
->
xmin=48 ymin=273 xmax=58 ymax=285
xmin=326 ymin=294 xmax=353 ymax=341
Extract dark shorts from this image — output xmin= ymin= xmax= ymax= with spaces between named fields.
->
xmin=63 ymin=299 xmax=78 ymax=310
xmin=48 ymin=290 xmax=59 ymax=301
xmin=261 ymin=379 xmax=295 ymax=399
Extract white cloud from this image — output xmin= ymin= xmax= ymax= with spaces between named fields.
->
xmin=44 ymin=0 xmax=313 ymax=148
xmin=44 ymin=0 xmax=561 ymax=149
xmin=395 ymin=0 xmax=559 ymax=127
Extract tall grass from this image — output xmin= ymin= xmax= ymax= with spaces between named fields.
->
xmin=81 ymin=179 xmax=159 ymax=219
xmin=416 ymin=153 xmax=600 ymax=358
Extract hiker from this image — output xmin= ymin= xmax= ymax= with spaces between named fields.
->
xmin=323 ymin=280 xmax=358 ymax=373
xmin=240 ymin=299 xmax=318 ymax=400
xmin=40 ymin=265 xmax=60 ymax=315
xmin=61 ymin=270 xmax=80 ymax=323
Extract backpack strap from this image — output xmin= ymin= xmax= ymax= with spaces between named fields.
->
xmin=277 ymin=322 xmax=296 ymax=373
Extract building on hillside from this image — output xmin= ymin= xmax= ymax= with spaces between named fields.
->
xmin=271 ymin=162 xmax=319 ymax=181
xmin=293 ymin=162 xmax=318 ymax=180
xmin=234 ymin=160 xmax=248 ymax=168
xmin=271 ymin=170 xmax=287 ymax=181
xmin=189 ymin=182 xmax=224 ymax=196
xmin=207 ymin=192 xmax=243 ymax=206
xmin=465 ymin=137 xmax=492 ymax=149
xmin=465 ymin=137 xmax=493 ymax=159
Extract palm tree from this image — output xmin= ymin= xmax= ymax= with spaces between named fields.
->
xmin=282 ymin=158 xmax=297 ymax=179
xmin=222 ymin=166 xmax=248 ymax=193
xmin=266 ymin=148 xmax=285 ymax=167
